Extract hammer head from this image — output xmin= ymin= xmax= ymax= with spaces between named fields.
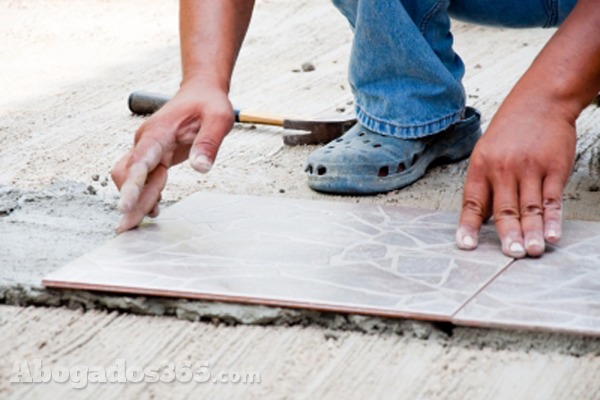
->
xmin=282 ymin=115 xmax=357 ymax=146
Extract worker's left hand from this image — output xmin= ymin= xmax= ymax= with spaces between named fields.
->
xmin=456 ymin=94 xmax=576 ymax=258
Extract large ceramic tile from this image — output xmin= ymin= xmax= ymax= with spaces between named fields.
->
xmin=43 ymin=193 xmax=512 ymax=321
xmin=454 ymin=221 xmax=600 ymax=336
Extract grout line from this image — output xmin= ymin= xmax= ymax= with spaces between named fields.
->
xmin=450 ymin=258 xmax=517 ymax=319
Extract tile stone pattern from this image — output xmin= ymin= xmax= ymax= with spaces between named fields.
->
xmin=43 ymin=193 xmax=600 ymax=336
xmin=455 ymin=221 xmax=600 ymax=336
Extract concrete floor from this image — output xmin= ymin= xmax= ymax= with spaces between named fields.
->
xmin=1 ymin=0 xmax=600 ymax=398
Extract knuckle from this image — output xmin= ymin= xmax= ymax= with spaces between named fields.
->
xmin=543 ymin=196 xmax=563 ymax=212
xmin=467 ymin=149 xmax=488 ymax=170
xmin=518 ymin=157 xmax=541 ymax=174
xmin=208 ymin=108 xmax=235 ymax=127
xmin=462 ymin=197 xmax=487 ymax=217
xmin=482 ymin=153 xmax=538 ymax=179
xmin=491 ymin=158 xmax=514 ymax=176
xmin=520 ymin=202 xmax=543 ymax=218
xmin=493 ymin=204 xmax=520 ymax=221
xmin=194 ymin=137 xmax=221 ymax=154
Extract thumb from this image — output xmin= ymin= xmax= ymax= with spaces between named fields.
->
xmin=189 ymin=110 xmax=234 ymax=173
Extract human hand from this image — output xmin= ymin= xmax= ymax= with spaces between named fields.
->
xmin=456 ymin=96 xmax=576 ymax=258
xmin=111 ymin=81 xmax=234 ymax=233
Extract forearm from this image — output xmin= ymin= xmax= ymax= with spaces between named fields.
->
xmin=506 ymin=0 xmax=600 ymax=121
xmin=179 ymin=0 xmax=255 ymax=91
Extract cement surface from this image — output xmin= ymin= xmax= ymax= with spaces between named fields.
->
xmin=1 ymin=0 xmax=600 ymax=398
xmin=1 ymin=305 xmax=600 ymax=399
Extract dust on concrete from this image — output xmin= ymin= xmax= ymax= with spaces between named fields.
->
xmin=0 ymin=181 xmax=119 ymax=287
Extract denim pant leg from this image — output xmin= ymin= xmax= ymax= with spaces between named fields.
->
xmin=332 ymin=0 xmax=578 ymax=139
xmin=449 ymin=0 xmax=578 ymax=28
xmin=332 ymin=0 xmax=466 ymax=138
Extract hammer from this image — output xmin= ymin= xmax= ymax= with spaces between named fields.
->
xmin=128 ymin=91 xmax=356 ymax=146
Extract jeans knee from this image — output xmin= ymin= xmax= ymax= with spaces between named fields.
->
xmin=331 ymin=0 xmax=358 ymax=28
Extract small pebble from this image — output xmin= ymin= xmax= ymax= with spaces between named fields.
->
xmin=291 ymin=68 xmax=301 ymax=73
xmin=588 ymin=184 xmax=599 ymax=192
xmin=91 ymin=174 xmax=100 ymax=181
xmin=324 ymin=330 xmax=340 ymax=341
xmin=248 ymin=124 xmax=257 ymax=130
xmin=86 ymin=185 xmax=97 ymax=195
xmin=279 ymin=189 xmax=285 ymax=194
xmin=301 ymin=62 xmax=315 ymax=72
xmin=100 ymin=181 xmax=108 ymax=187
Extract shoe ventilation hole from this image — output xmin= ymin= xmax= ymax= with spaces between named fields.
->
xmin=335 ymin=138 xmax=344 ymax=142
xmin=397 ymin=163 xmax=406 ymax=173
xmin=305 ymin=165 xmax=313 ymax=174
xmin=358 ymin=132 xmax=365 ymax=137
xmin=412 ymin=154 xmax=419 ymax=165
xmin=317 ymin=166 xmax=327 ymax=176
xmin=373 ymin=143 xmax=382 ymax=148
xmin=378 ymin=166 xmax=389 ymax=177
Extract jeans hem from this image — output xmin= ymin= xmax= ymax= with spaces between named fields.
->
xmin=356 ymin=106 xmax=464 ymax=139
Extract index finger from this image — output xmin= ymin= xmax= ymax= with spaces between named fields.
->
xmin=456 ymin=169 xmax=491 ymax=250
xmin=117 ymin=138 xmax=164 ymax=214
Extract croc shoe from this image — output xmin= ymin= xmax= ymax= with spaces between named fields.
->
xmin=305 ymin=107 xmax=481 ymax=194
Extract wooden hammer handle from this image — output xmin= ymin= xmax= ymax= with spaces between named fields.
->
xmin=128 ymin=91 xmax=285 ymax=127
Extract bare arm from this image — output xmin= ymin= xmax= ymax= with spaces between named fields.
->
xmin=180 ymin=0 xmax=254 ymax=89
xmin=457 ymin=0 xmax=600 ymax=257
xmin=112 ymin=0 xmax=255 ymax=233
xmin=505 ymin=0 xmax=600 ymax=119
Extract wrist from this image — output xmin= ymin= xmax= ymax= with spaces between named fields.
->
xmin=180 ymin=71 xmax=231 ymax=94
xmin=505 ymin=75 xmax=582 ymax=126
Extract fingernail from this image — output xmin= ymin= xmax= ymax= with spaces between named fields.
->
xmin=508 ymin=241 xmax=526 ymax=257
xmin=458 ymin=234 xmax=476 ymax=250
xmin=463 ymin=235 xmax=475 ymax=247
xmin=456 ymin=229 xmax=477 ymax=250
xmin=546 ymin=227 xmax=559 ymax=241
xmin=190 ymin=153 xmax=213 ymax=173
xmin=526 ymin=238 xmax=542 ymax=248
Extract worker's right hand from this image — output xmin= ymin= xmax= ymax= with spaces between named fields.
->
xmin=111 ymin=80 xmax=234 ymax=233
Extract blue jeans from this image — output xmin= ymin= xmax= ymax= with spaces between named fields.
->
xmin=332 ymin=0 xmax=578 ymax=138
